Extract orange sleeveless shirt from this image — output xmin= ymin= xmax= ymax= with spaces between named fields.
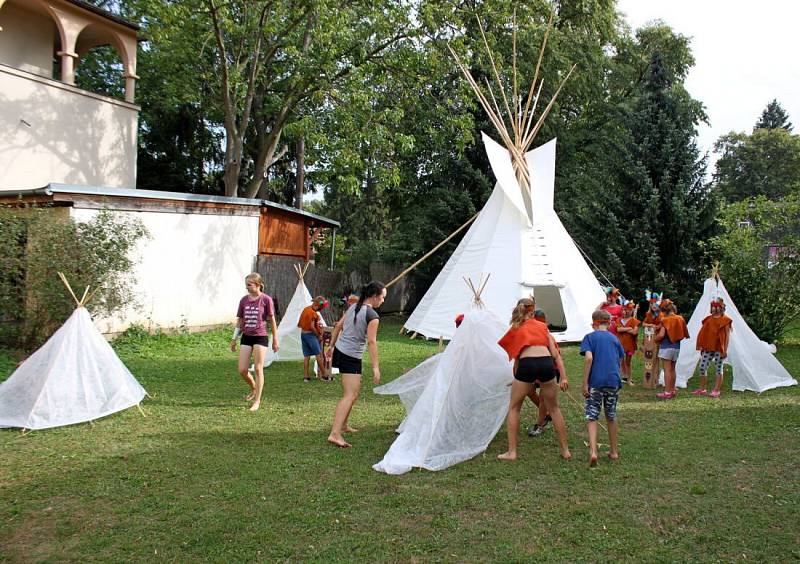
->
xmin=617 ymin=317 xmax=640 ymax=353
xmin=498 ymin=319 xmax=551 ymax=361
xmin=661 ymin=315 xmax=689 ymax=342
xmin=696 ymin=315 xmax=732 ymax=353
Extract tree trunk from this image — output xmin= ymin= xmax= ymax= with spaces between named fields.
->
xmin=295 ymin=136 xmax=305 ymax=209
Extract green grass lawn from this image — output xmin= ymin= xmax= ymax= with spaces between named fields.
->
xmin=1 ymin=317 xmax=799 ymax=562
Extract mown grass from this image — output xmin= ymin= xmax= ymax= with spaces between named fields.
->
xmin=1 ymin=317 xmax=799 ymax=562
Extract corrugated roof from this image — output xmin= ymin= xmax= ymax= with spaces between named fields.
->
xmin=2 ymin=184 xmax=340 ymax=228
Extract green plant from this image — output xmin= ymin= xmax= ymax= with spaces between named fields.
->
xmin=0 ymin=207 xmax=149 ymax=349
xmin=712 ymin=195 xmax=800 ymax=342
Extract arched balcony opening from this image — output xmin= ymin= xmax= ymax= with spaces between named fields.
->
xmin=0 ymin=0 xmax=65 ymax=79
xmin=74 ymin=22 xmax=127 ymax=100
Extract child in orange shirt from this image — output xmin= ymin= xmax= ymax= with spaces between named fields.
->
xmin=298 ymin=296 xmax=329 ymax=382
xmin=616 ymin=301 xmax=640 ymax=385
xmin=655 ymin=299 xmax=690 ymax=399
xmin=692 ymin=298 xmax=733 ymax=398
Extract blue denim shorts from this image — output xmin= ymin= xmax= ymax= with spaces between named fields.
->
xmin=301 ymin=331 xmax=322 ymax=356
xmin=585 ymin=387 xmax=621 ymax=421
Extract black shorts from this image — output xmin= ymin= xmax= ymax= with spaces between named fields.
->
xmin=241 ymin=334 xmax=269 ymax=348
xmin=515 ymin=357 xmax=557 ymax=384
xmin=332 ymin=347 xmax=362 ymax=375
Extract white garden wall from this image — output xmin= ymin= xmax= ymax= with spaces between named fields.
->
xmin=70 ymin=208 xmax=258 ymax=334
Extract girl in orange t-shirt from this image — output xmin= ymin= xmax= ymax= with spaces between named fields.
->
xmin=497 ymin=298 xmax=571 ymax=461
xmin=616 ymin=301 xmax=641 ymax=385
xmin=692 ymin=299 xmax=733 ymax=398
xmin=655 ymin=299 xmax=690 ymax=399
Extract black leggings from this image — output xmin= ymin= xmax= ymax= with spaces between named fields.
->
xmin=515 ymin=356 xmax=557 ymax=384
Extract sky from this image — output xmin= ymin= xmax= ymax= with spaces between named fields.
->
xmin=617 ymin=0 xmax=800 ymax=165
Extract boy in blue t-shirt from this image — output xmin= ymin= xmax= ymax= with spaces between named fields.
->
xmin=580 ymin=309 xmax=625 ymax=467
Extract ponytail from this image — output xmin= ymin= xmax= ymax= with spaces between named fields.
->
xmin=354 ymin=281 xmax=385 ymax=326
xmin=510 ymin=298 xmax=535 ymax=328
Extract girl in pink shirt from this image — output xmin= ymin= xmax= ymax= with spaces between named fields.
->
xmin=231 ymin=273 xmax=279 ymax=411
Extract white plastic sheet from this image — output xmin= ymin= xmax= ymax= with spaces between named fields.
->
xmin=373 ymin=309 xmax=513 ymax=474
xmin=0 ymin=308 xmax=147 ymax=430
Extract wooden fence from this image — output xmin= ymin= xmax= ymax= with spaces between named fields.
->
xmin=255 ymin=256 xmax=416 ymax=325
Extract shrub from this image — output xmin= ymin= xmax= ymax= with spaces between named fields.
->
xmin=711 ymin=195 xmax=800 ymax=342
xmin=0 ymin=207 xmax=148 ymax=349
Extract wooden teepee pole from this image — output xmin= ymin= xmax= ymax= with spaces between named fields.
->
xmin=57 ymin=272 xmax=80 ymax=307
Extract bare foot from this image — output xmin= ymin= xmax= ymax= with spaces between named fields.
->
xmin=327 ymin=435 xmax=351 ymax=448
xmin=245 ymin=391 xmax=255 ymax=401
xmin=607 ymin=452 xmax=619 ymax=460
xmin=343 ymin=426 xmax=359 ymax=433
xmin=249 ymin=402 xmax=260 ymax=412
xmin=561 ymin=450 xmax=572 ymax=460
xmin=589 ymin=452 xmax=598 ymax=468
xmin=497 ymin=451 xmax=517 ymax=461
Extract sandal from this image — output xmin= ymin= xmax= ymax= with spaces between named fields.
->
xmin=709 ymin=390 xmax=721 ymax=398
xmin=691 ymin=389 xmax=708 ymax=396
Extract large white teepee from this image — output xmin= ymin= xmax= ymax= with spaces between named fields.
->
xmin=0 ymin=307 xmax=147 ymax=430
xmin=373 ymin=307 xmax=513 ymax=474
xmin=404 ymin=133 xmax=605 ymax=341
xmin=265 ymin=263 xmax=326 ymax=364
xmin=403 ymin=14 xmax=603 ymax=341
xmin=676 ymin=277 xmax=797 ymax=393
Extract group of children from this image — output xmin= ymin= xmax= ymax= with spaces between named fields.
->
xmin=567 ymin=286 xmax=733 ymax=465
xmin=230 ymin=270 xmax=734 ymax=465
xmin=494 ymin=284 xmax=735 ymax=467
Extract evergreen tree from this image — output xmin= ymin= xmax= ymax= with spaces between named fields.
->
xmin=754 ymin=99 xmax=793 ymax=132
xmin=565 ymin=37 xmax=717 ymax=305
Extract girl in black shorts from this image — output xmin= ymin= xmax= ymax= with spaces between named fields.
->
xmin=497 ymin=298 xmax=571 ymax=461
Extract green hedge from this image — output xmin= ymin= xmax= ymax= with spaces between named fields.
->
xmin=0 ymin=207 xmax=148 ymax=349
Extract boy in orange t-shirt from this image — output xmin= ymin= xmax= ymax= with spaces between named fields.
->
xmin=298 ymin=296 xmax=329 ymax=382
xmin=692 ymin=298 xmax=733 ymax=398
xmin=616 ymin=301 xmax=641 ymax=385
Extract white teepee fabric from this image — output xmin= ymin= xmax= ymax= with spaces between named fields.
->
xmin=373 ymin=308 xmax=513 ymax=474
xmin=0 ymin=308 xmax=147 ymax=430
xmin=676 ymin=278 xmax=797 ymax=393
xmin=375 ymin=352 xmax=442 ymax=434
xmin=264 ymin=279 xmax=326 ymax=364
xmin=404 ymin=134 xmax=604 ymax=342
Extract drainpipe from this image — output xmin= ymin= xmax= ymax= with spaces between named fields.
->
xmin=330 ymin=228 xmax=336 ymax=270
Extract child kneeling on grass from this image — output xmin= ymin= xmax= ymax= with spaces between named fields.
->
xmin=581 ymin=309 xmax=625 ymax=467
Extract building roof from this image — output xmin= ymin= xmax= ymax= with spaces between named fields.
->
xmin=65 ymin=0 xmax=140 ymax=31
xmin=0 ymin=184 xmax=340 ymax=228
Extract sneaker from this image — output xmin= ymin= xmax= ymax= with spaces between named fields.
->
xmin=709 ymin=390 xmax=721 ymax=398
xmin=528 ymin=424 xmax=544 ymax=437
xmin=303 ymin=377 xmax=312 ymax=382
xmin=543 ymin=415 xmax=552 ymax=426
xmin=691 ymin=389 xmax=708 ymax=396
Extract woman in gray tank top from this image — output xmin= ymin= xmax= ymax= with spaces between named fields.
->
xmin=326 ymin=281 xmax=386 ymax=448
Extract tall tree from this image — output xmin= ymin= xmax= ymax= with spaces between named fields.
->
xmin=714 ymin=128 xmax=800 ymax=201
xmin=563 ymin=24 xmax=717 ymax=303
xmin=754 ymin=99 xmax=793 ymax=131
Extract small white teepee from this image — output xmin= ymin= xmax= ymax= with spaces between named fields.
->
xmin=374 ymin=277 xmax=513 ymax=474
xmin=0 ymin=275 xmax=147 ymax=430
xmin=676 ymin=277 xmax=797 ymax=393
xmin=403 ymin=14 xmax=604 ymax=342
xmin=264 ymin=263 xmax=325 ymax=364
